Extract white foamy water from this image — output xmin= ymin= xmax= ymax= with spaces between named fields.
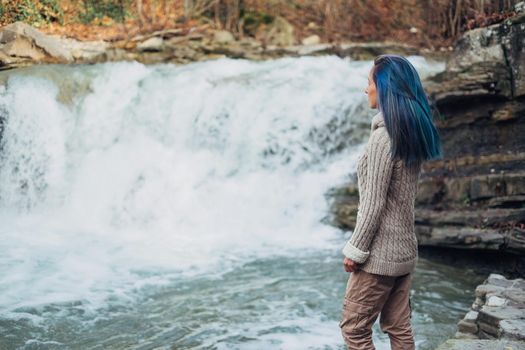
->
xmin=0 ymin=55 xmax=446 ymax=349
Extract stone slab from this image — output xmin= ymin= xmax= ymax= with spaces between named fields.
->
xmin=436 ymin=339 xmax=525 ymax=350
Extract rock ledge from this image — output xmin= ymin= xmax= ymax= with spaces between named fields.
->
xmin=437 ymin=273 xmax=525 ymax=350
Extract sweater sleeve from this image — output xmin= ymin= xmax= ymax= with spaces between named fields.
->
xmin=342 ymin=128 xmax=394 ymax=263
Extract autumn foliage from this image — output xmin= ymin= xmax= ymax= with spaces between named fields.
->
xmin=0 ymin=0 xmax=520 ymax=47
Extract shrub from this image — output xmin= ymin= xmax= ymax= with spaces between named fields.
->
xmin=241 ymin=10 xmax=274 ymax=36
xmin=0 ymin=0 xmax=64 ymax=26
xmin=78 ymin=0 xmax=130 ymax=24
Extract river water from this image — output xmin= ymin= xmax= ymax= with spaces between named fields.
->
xmin=0 ymin=56 xmax=483 ymax=349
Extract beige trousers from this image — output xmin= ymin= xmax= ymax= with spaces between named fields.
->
xmin=339 ymin=269 xmax=415 ymax=350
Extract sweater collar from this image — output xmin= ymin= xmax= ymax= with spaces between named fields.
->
xmin=371 ymin=111 xmax=385 ymax=131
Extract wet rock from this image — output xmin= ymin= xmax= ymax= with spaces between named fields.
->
xmin=457 ymin=321 xmax=478 ymax=334
xmin=436 ymin=339 xmax=525 ymax=350
xmin=458 ymin=310 xmax=481 ymax=334
xmin=501 ymin=319 xmax=525 ymax=340
xmin=438 ymin=274 xmax=525 ymax=348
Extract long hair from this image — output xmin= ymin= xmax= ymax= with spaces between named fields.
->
xmin=372 ymin=54 xmax=443 ymax=166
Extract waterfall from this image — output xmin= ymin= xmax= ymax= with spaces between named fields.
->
xmin=0 ymin=56 xmax=444 ymax=349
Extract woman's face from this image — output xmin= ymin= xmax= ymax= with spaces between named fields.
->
xmin=365 ymin=67 xmax=378 ymax=109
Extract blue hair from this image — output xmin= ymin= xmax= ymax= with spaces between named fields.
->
xmin=373 ymin=54 xmax=443 ymax=166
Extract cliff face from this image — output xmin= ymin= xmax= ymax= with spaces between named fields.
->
xmin=328 ymin=13 xmax=525 ymax=261
xmin=417 ymin=13 xmax=525 ymax=255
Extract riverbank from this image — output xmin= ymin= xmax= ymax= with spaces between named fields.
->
xmin=436 ymin=273 xmax=525 ymax=349
xmin=0 ymin=20 xmax=449 ymax=71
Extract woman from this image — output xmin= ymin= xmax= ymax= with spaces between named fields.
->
xmin=339 ymin=54 xmax=442 ymax=350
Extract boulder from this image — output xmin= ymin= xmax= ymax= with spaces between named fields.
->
xmin=336 ymin=41 xmax=420 ymax=60
xmin=257 ymin=16 xmax=296 ymax=46
xmin=213 ymin=30 xmax=236 ymax=44
xmin=60 ymin=37 xmax=109 ymax=61
xmin=0 ymin=21 xmax=73 ymax=68
xmin=427 ymin=13 xmax=525 ymax=102
xmin=137 ymin=37 xmax=165 ymax=52
xmin=437 ymin=274 xmax=525 ymax=348
xmin=301 ymin=34 xmax=320 ymax=46
xmin=415 ymin=13 xmax=525 ymax=257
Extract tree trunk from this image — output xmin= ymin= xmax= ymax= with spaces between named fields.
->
xmin=136 ymin=0 xmax=145 ymax=27
xmin=184 ymin=0 xmax=194 ymax=18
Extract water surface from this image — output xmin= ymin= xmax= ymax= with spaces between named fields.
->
xmin=0 ymin=56 xmax=476 ymax=350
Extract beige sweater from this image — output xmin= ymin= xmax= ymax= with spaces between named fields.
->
xmin=342 ymin=111 xmax=422 ymax=276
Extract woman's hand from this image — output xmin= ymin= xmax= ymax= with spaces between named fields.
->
xmin=343 ymin=257 xmax=359 ymax=273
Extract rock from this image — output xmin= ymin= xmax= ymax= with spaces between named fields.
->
xmin=479 ymin=305 xmax=525 ymax=324
xmin=458 ymin=318 xmax=479 ymax=334
xmin=0 ymin=21 xmax=73 ymax=68
xmin=506 ymin=289 xmax=525 ymax=305
xmin=476 ymin=284 xmax=507 ymax=298
xmin=437 ymin=274 xmax=525 ymax=348
xmin=213 ymin=30 xmax=236 ymax=44
xmin=415 ymin=225 xmax=506 ymax=250
xmin=436 ymin=339 xmax=525 ymax=350
xmin=60 ymin=37 xmax=109 ymax=61
xmin=301 ymin=34 xmax=321 ymax=45
xmin=296 ymin=43 xmax=332 ymax=56
xmin=478 ymin=319 xmax=503 ymax=338
xmin=410 ymin=13 xmax=525 ymax=258
xmin=336 ymin=41 xmax=420 ymax=60
xmin=238 ymin=37 xmax=262 ymax=49
xmin=137 ymin=37 xmax=164 ymax=52
xmin=454 ymin=331 xmax=480 ymax=339
xmin=488 ymin=274 xmax=516 ymax=287
xmin=487 ymin=296 xmax=507 ymax=307
xmin=517 ymin=2 xmax=525 ymax=13
xmin=427 ymin=13 xmax=525 ymax=102
xmin=465 ymin=310 xmax=480 ymax=322
xmin=200 ymin=42 xmax=246 ymax=59
xmin=307 ymin=22 xmax=318 ymax=29
xmin=0 ymin=21 xmax=431 ymax=69
xmin=257 ymin=16 xmax=296 ymax=46
xmin=171 ymin=45 xmax=199 ymax=61
xmin=131 ymin=28 xmax=184 ymax=42
xmin=501 ymin=319 xmax=525 ymax=340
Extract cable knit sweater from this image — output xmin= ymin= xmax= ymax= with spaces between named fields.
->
xmin=342 ymin=111 xmax=422 ymax=276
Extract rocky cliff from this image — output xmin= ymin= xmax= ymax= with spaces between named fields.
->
xmin=329 ymin=12 xmax=525 ymax=267
xmin=417 ymin=12 xmax=525 ymax=257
